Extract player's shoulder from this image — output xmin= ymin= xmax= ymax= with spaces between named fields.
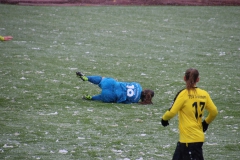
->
xmin=196 ymin=87 xmax=207 ymax=92
xmin=196 ymin=87 xmax=210 ymax=95
xmin=177 ymin=88 xmax=188 ymax=95
xmin=173 ymin=88 xmax=187 ymax=100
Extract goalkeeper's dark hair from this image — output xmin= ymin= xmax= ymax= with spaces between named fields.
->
xmin=185 ymin=68 xmax=199 ymax=90
xmin=140 ymin=89 xmax=154 ymax=105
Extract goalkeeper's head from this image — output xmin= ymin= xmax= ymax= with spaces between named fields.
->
xmin=140 ymin=89 xmax=154 ymax=105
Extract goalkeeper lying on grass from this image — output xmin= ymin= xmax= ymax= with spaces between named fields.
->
xmin=76 ymin=71 xmax=154 ymax=105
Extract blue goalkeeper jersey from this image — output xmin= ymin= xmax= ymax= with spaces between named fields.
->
xmin=88 ymin=76 xmax=142 ymax=103
xmin=115 ymin=81 xmax=142 ymax=103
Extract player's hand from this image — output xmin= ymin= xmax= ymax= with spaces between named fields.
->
xmin=161 ymin=119 xmax=169 ymax=127
xmin=202 ymin=120 xmax=209 ymax=132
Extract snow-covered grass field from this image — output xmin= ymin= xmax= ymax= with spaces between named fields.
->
xmin=0 ymin=4 xmax=240 ymax=159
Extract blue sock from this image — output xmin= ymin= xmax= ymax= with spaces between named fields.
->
xmin=87 ymin=76 xmax=102 ymax=85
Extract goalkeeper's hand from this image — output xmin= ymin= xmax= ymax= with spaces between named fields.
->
xmin=202 ymin=120 xmax=209 ymax=132
xmin=161 ymin=119 xmax=169 ymax=127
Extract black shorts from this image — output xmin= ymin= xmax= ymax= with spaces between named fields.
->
xmin=172 ymin=142 xmax=204 ymax=160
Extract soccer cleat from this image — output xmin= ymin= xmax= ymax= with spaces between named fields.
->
xmin=82 ymin=95 xmax=92 ymax=100
xmin=76 ymin=72 xmax=88 ymax=81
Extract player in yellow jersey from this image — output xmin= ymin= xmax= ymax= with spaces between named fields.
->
xmin=0 ymin=35 xmax=13 ymax=41
xmin=161 ymin=68 xmax=218 ymax=160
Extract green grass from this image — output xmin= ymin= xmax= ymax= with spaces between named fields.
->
xmin=0 ymin=4 xmax=240 ymax=160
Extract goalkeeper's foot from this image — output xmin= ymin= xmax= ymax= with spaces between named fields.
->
xmin=82 ymin=95 xmax=92 ymax=100
xmin=76 ymin=72 xmax=88 ymax=81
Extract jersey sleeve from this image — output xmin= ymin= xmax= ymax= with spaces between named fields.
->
xmin=162 ymin=90 xmax=185 ymax=120
xmin=204 ymin=93 xmax=218 ymax=124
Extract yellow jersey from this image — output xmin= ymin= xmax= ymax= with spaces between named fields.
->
xmin=162 ymin=88 xmax=218 ymax=143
